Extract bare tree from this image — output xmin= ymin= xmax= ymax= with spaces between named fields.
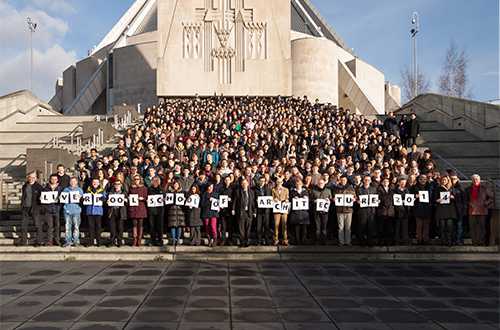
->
xmin=400 ymin=66 xmax=431 ymax=102
xmin=438 ymin=41 xmax=472 ymax=98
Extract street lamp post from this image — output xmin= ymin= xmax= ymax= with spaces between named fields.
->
xmin=410 ymin=12 xmax=420 ymax=99
xmin=27 ymin=17 xmax=38 ymax=92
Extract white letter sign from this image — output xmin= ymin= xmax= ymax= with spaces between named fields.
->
xmin=393 ymin=194 xmax=403 ymax=206
xmin=315 ymin=199 xmax=330 ymax=212
xmin=129 ymin=194 xmax=139 ymax=207
xmin=257 ymin=196 xmax=274 ymax=209
xmin=418 ymin=191 xmax=430 ymax=203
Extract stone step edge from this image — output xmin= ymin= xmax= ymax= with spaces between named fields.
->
xmin=0 ymin=246 xmax=497 ymax=253
xmin=0 ymin=252 xmax=498 ymax=262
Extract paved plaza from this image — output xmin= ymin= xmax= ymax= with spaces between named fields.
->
xmin=0 ymin=261 xmax=498 ymax=330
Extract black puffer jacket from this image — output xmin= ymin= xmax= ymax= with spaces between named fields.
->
xmin=167 ymin=188 xmax=186 ymax=227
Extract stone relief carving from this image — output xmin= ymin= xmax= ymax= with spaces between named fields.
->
xmin=184 ymin=0 xmax=268 ymax=85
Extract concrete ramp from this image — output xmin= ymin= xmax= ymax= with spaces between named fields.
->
xmin=338 ymin=60 xmax=379 ymax=115
xmin=64 ymin=59 xmax=107 ymax=115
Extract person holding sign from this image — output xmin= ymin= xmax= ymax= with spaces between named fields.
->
xmin=128 ymin=175 xmax=148 ymax=247
xmin=393 ymin=176 xmax=410 ymax=245
xmin=356 ymin=176 xmax=378 ymax=246
xmin=40 ymin=174 xmax=63 ymax=246
xmin=272 ymin=178 xmax=289 ymax=246
xmin=147 ymin=177 xmax=165 ymax=246
xmin=107 ymin=181 xmax=127 ymax=247
xmin=62 ymin=177 xmax=84 ymax=247
xmin=85 ymin=178 xmax=106 ymax=246
xmin=310 ymin=178 xmax=332 ymax=244
xmin=410 ymin=174 xmax=433 ymax=245
xmin=20 ymin=172 xmax=43 ymax=246
xmin=200 ymin=183 xmax=219 ymax=247
xmin=218 ymin=176 xmax=234 ymax=246
xmin=186 ymin=185 xmax=202 ymax=246
xmin=253 ymin=176 xmax=272 ymax=245
xmin=166 ymin=180 xmax=186 ymax=246
xmin=334 ymin=175 xmax=356 ymax=246
xmin=435 ymin=175 xmax=457 ymax=246
xmin=376 ymin=177 xmax=395 ymax=245
xmin=232 ymin=178 xmax=256 ymax=247
xmin=289 ymin=179 xmax=310 ymax=245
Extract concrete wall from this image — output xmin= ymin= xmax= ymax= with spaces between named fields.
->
xmin=112 ymin=39 xmax=157 ymax=108
xmin=62 ymin=65 xmax=76 ymax=110
xmin=157 ymin=0 xmax=292 ymax=97
xmin=0 ymin=91 xmax=41 ymax=120
xmin=350 ymin=58 xmax=385 ymax=114
xmin=26 ymin=148 xmax=78 ymax=183
xmin=385 ymin=82 xmax=401 ymax=114
xmin=291 ymin=37 xmax=339 ymax=103
xmin=399 ymin=93 xmax=500 ymax=140
xmin=76 ymin=56 xmax=100 ymax=96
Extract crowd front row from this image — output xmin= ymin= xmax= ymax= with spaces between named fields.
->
xmin=20 ymin=170 xmax=497 ymax=248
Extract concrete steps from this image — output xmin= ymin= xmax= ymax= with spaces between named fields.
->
xmin=0 ymin=245 xmax=497 ymax=261
xmin=415 ymin=119 xmax=500 ymax=179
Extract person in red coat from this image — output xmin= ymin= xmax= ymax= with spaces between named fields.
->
xmin=128 ymin=174 xmax=148 ymax=246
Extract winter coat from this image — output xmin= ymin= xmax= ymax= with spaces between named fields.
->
xmin=393 ymin=187 xmax=409 ymax=219
xmin=310 ymin=186 xmax=332 ymax=214
xmin=186 ymin=193 xmax=202 ymax=227
xmin=200 ymin=191 xmax=219 ymax=219
xmin=334 ymin=184 xmax=356 ymax=214
xmin=21 ymin=181 xmax=43 ymax=213
xmin=376 ymin=185 xmax=395 ymax=218
xmin=410 ymin=183 xmax=433 ymax=219
xmin=435 ymin=185 xmax=457 ymax=220
xmin=167 ymin=188 xmax=185 ymax=227
xmin=41 ymin=184 xmax=63 ymax=215
xmin=465 ymin=183 xmax=494 ymax=216
xmin=147 ymin=186 xmax=164 ymax=217
xmin=85 ymin=186 xmax=106 ymax=216
xmin=62 ymin=186 xmax=84 ymax=215
xmin=107 ymin=190 xmax=128 ymax=221
xmin=254 ymin=184 xmax=272 ymax=215
xmin=233 ymin=188 xmax=256 ymax=219
xmin=356 ymin=185 xmax=378 ymax=217
xmin=451 ymin=183 xmax=467 ymax=219
xmin=219 ymin=185 xmax=234 ymax=218
xmin=128 ymin=185 xmax=148 ymax=219
xmin=289 ymin=188 xmax=310 ymax=225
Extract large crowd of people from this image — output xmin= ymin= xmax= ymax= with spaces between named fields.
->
xmin=19 ymin=96 xmax=498 ymax=248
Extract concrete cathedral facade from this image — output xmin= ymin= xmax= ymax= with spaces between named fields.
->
xmin=48 ymin=0 xmax=401 ymax=116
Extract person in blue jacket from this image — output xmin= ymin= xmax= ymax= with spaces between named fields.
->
xmin=85 ymin=178 xmax=106 ymax=246
xmin=62 ymin=177 xmax=84 ymax=247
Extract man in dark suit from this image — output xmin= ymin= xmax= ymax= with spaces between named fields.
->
xmin=232 ymin=177 xmax=256 ymax=247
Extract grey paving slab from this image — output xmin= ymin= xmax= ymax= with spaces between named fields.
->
xmin=0 ymin=261 xmax=498 ymax=330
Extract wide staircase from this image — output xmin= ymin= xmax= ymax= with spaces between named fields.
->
xmin=397 ymin=93 xmax=500 ymax=215
xmin=0 ymin=93 xmax=498 ymax=260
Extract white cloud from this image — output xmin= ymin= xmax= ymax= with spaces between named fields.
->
xmin=0 ymin=1 xmax=76 ymax=101
xmin=0 ymin=45 xmax=77 ymax=101
xmin=0 ymin=1 xmax=69 ymax=50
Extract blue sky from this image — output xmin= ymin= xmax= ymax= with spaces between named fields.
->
xmin=0 ymin=0 xmax=498 ymax=102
